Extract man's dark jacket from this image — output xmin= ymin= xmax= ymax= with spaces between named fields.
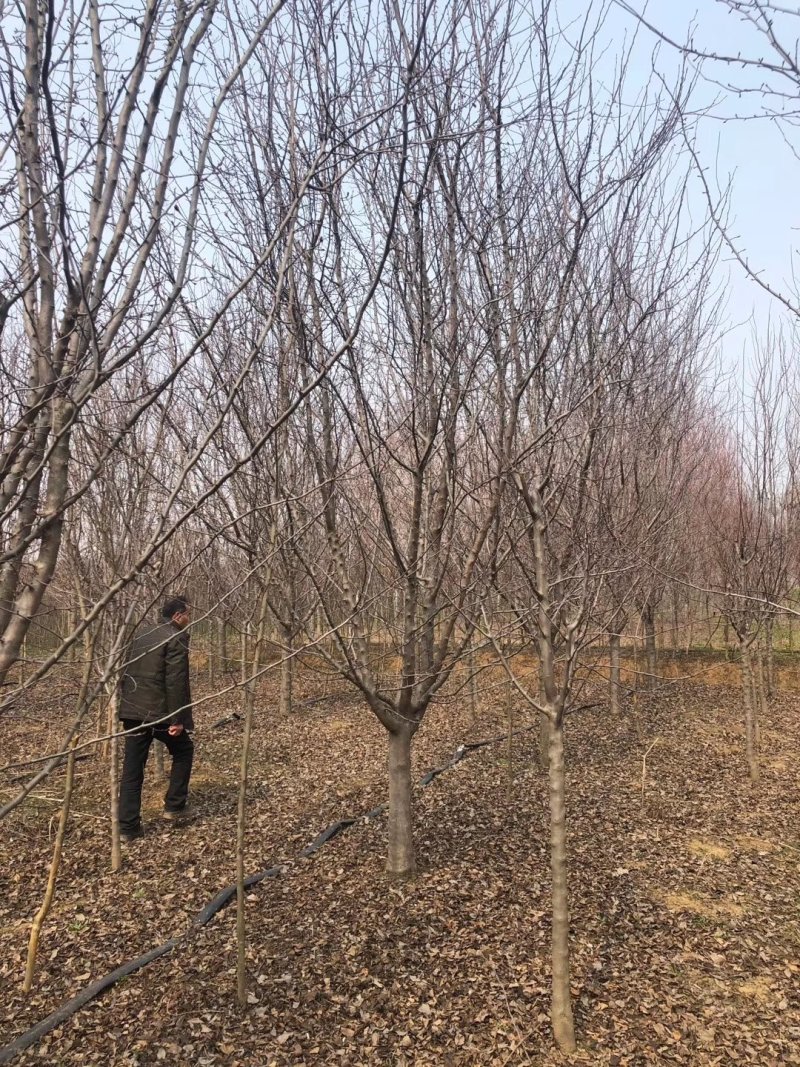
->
xmin=118 ymin=621 xmax=194 ymax=729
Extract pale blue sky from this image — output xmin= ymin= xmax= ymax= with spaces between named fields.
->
xmin=559 ymin=0 xmax=800 ymax=375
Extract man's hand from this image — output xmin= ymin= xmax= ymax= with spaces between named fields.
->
xmin=168 ymin=724 xmax=184 ymax=736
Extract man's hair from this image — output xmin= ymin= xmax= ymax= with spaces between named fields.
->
xmin=162 ymin=596 xmax=189 ymax=620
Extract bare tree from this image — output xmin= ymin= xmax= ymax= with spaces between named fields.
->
xmin=699 ymin=342 xmax=799 ymax=782
xmin=619 ymin=0 xmax=800 ymax=315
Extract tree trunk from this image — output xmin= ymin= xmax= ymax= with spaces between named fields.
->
xmin=387 ymin=727 xmax=415 ymax=877
xmin=240 ymin=626 xmax=248 ymax=684
xmin=765 ymin=619 xmax=775 ymax=698
xmin=643 ymin=605 xmax=657 ymax=691
xmin=236 ymin=688 xmax=255 ymax=1007
xmin=110 ymin=691 xmax=121 ymax=872
xmin=236 ymin=589 xmax=270 ymax=1006
xmin=504 ymin=663 xmax=514 ymax=796
xmin=67 ymin=610 xmax=77 ymax=662
xmin=671 ymin=589 xmax=679 ymax=650
xmin=208 ymin=627 xmax=216 ymax=687
xmin=537 ymin=653 xmax=548 ymax=768
xmin=609 ymin=631 xmax=621 ymax=714
xmin=539 ymin=712 xmax=549 ymax=769
xmin=755 ymin=643 xmax=767 ymax=753
xmin=547 ymin=718 xmax=576 ymax=1053
xmin=468 ymin=640 xmax=479 ymax=727
xmin=218 ymin=618 xmax=227 ymax=674
xmin=740 ymin=640 xmax=760 ymax=783
xmin=280 ymin=634 xmax=293 ymax=718
xmin=153 ymin=742 xmax=165 ymax=778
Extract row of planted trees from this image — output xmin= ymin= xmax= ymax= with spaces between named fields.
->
xmin=3 ymin=0 xmax=800 ymax=1054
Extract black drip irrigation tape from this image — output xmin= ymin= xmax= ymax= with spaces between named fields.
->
xmin=0 ymin=722 xmax=536 ymax=1066
xmin=0 ymin=939 xmax=182 ymax=1067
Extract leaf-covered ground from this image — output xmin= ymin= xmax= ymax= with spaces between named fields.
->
xmin=1 ymin=665 xmax=799 ymax=1065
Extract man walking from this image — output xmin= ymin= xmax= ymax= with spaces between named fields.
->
xmin=117 ymin=596 xmax=195 ymax=841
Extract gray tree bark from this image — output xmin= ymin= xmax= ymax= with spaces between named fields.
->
xmin=387 ymin=726 xmax=415 ymax=877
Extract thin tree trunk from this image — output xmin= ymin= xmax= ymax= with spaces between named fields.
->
xmin=539 ymin=712 xmax=549 ymax=769
xmin=153 ymin=742 xmax=165 ymax=778
xmin=387 ymin=726 xmax=414 ymax=877
xmin=110 ymin=712 xmax=121 ymax=870
xmin=740 ymin=639 xmax=760 ymax=783
xmin=280 ymin=634 xmax=293 ymax=718
xmin=67 ymin=610 xmax=77 ymax=662
xmin=609 ymin=631 xmax=621 ymax=714
xmin=505 ymin=668 xmax=513 ymax=797
xmin=218 ymin=618 xmax=227 ymax=674
xmin=643 ymin=605 xmax=657 ymax=691
xmin=755 ymin=642 xmax=767 ymax=754
xmin=547 ymin=717 xmax=576 ymax=1053
xmin=23 ymin=740 xmax=77 ymax=992
xmin=240 ymin=625 xmax=248 ymax=684
xmin=537 ymin=649 xmax=548 ymax=768
xmin=671 ymin=589 xmax=679 ymax=651
xmin=236 ymin=690 xmax=254 ymax=1007
xmin=765 ymin=618 xmax=775 ymax=698
xmin=631 ymin=634 xmax=642 ymax=742
xmin=236 ymin=589 xmax=270 ymax=1007
xmin=469 ymin=640 xmax=479 ymax=728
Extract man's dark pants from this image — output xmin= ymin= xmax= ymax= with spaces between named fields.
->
xmin=119 ymin=720 xmax=194 ymax=832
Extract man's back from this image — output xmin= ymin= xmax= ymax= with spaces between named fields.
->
xmin=119 ymin=621 xmax=192 ymax=728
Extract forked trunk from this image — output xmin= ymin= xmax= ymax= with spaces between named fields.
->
xmin=740 ymin=640 xmax=760 ymax=783
xmin=547 ymin=718 xmax=576 ymax=1053
xmin=387 ymin=727 xmax=414 ymax=877
xmin=609 ymin=631 xmax=621 ymax=714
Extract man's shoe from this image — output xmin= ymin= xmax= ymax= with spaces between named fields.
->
xmin=120 ymin=825 xmax=144 ymax=842
xmin=162 ymin=804 xmax=190 ymax=823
